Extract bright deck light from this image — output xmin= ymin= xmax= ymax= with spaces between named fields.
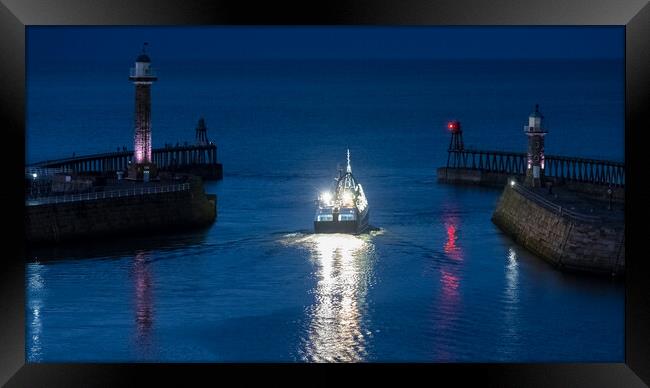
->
xmin=32 ymin=173 xmax=38 ymax=179
xmin=321 ymin=191 xmax=332 ymax=203
xmin=510 ymin=179 xmax=515 ymax=187
xmin=342 ymin=191 xmax=354 ymax=204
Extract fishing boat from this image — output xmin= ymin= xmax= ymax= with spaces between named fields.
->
xmin=314 ymin=149 xmax=369 ymax=234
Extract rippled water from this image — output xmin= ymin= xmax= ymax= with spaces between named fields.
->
xmin=26 ymin=57 xmax=624 ymax=362
xmin=26 ymin=172 xmax=624 ymax=362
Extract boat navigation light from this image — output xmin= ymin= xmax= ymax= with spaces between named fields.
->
xmin=321 ymin=191 xmax=332 ymax=203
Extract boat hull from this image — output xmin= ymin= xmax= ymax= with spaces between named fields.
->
xmin=314 ymin=210 xmax=369 ymax=234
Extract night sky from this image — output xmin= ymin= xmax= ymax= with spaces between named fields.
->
xmin=27 ymin=26 xmax=623 ymax=64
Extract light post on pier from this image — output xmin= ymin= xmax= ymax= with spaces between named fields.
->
xmin=607 ymin=185 xmax=613 ymax=210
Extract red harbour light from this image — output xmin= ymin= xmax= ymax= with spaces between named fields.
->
xmin=447 ymin=120 xmax=460 ymax=132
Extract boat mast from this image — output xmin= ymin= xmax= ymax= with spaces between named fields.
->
xmin=346 ymin=149 xmax=352 ymax=173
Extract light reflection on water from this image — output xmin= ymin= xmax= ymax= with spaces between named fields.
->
xmin=443 ymin=221 xmax=462 ymax=262
xmin=502 ymin=247 xmax=521 ymax=346
xmin=286 ymin=233 xmax=376 ymax=362
xmin=433 ymin=212 xmax=464 ymax=360
xmin=27 ymin=262 xmax=46 ymax=362
xmin=132 ymin=250 xmax=154 ymax=356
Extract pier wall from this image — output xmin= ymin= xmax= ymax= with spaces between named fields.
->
xmin=562 ymin=180 xmax=625 ymax=202
xmin=491 ymin=184 xmax=624 ymax=275
xmin=436 ymin=167 xmax=513 ymax=187
xmin=26 ymin=177 xmax=216 ymax=244
xmin=438 ymin=167 xmax=626 ymax=201
xmin=166 ymin=163 xmax=223 ymax=180
xmin=30 ymin=144 xmax=224 ymax=181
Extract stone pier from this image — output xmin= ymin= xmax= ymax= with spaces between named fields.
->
xmin=26 ymin=176 xmax=216 ymax=245
xmin=492 ymin=182 xmax=624 ymax=275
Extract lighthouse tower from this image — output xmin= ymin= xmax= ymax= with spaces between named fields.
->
xmin=524 ymin=104 xmax=548 ymax=187
xmin=128 ymin=43 xmax=158 ymax=181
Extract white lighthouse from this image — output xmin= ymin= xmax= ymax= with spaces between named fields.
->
xmin=524 ymin=104 xmax=548 ymax=188
xmin=128 ymin=43 xmax=158 ymax=181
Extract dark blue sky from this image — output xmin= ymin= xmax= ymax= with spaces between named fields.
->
xmin=28 ymin=26 xmax=623 ymax=63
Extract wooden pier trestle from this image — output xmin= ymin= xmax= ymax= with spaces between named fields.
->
xmin=446 ymin=149 xmax=624 ymax=187
xmin=29 ymin=144 xmax=222 ymax=179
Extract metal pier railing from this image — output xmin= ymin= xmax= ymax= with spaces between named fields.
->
xmin=510 ymin=181 xmax=601 ymax=223
xmin=447 ymin=149 xmax=624 ymax=188
xmin=26 ymin=183 xmax=191 ymax=206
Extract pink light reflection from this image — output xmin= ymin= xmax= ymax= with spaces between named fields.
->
xmin=432 ymin=212 xmax=464 ymax=361
xmin=443 ymin=220 xmax=463 ymax=261
xmin=440 ymin=269 xmax=459 ymax=296
xmin=133 ymin=250 xmax=153 ymax=349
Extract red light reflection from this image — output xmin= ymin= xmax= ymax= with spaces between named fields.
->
xmin=440 ymin=269 xmax=459 ymax=294
xmin=433 ymin=213 xmax=464 ymax=361
xmin=443 ymin=221 xmax=462 ymax=261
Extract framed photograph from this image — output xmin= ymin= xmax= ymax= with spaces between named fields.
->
xmin=2 ymin=0 xmax=648 ymax=386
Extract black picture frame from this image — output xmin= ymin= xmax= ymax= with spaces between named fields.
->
xmin=1 ymin=0 xmax=648 ymax=386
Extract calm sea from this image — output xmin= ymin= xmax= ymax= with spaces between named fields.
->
xmin=26 ymin=58 xmax=624 ymax=362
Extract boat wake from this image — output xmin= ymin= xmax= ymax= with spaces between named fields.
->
xmin=277 ymin=226 xmax=384 ymax=249
xmin=280 ymin=228 xmax=378 ymax=362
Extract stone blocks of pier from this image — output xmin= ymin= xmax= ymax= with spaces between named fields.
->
xmin=436 ymin=167 xmax=513 ymax=187
xmin=50 ymin=174 xmax=94 ymax=194
xmin=491 ymin=184 xmax=625 ymax=275
xmin=163 ymin=163 xmax=223 ymax=180
xmin=128 ymin=162 xmax=158 ymax=181
xmin=563 ymin=180 xmax=625 ymax=203
xmin=26 ymin=177 xmax=216 ymax=244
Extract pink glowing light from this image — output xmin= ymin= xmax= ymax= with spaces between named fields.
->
xmin=134 ymin=148 xmax=144 ymax=164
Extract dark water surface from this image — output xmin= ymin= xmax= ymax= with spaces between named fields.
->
xmin=26 ymin=58 xmax=624 ymax=362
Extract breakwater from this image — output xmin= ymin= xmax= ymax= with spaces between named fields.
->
xmin=436 ymin=167 xmax=510 ymax=187
xmin=26 ymin=176 xmax=216 ymax=245
xmin=437 ymin=166 xmax=625 ymax=202
xmin=438 ymin=114 xmax=625 ymax=276
xmin=491 ymin=182 xmax=624 ymax=275
xmin=438 ymin=149 xmax=625 ymax=188
xmin=29 ymin=143 xmax=223 ymax=181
